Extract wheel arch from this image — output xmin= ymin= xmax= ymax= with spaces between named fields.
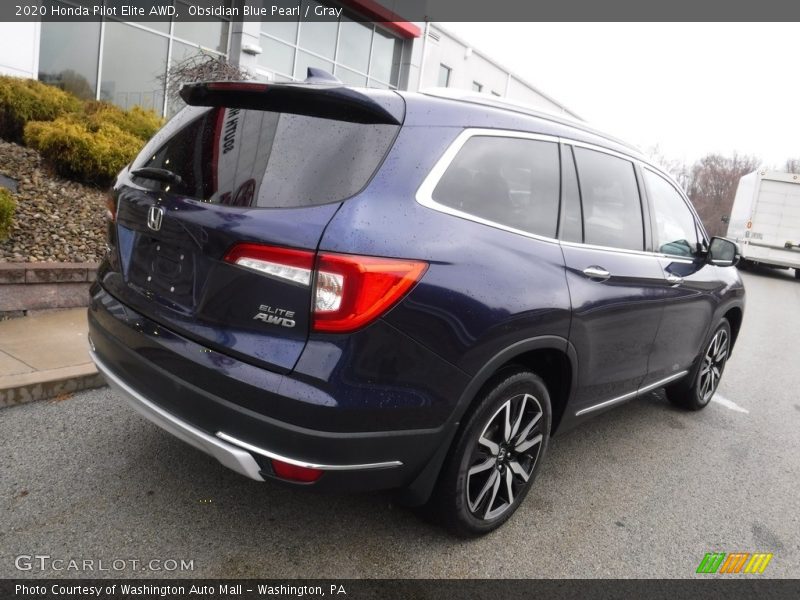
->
xmin=398 ymin=335 xmax=577 ymax=507
xmin=723 ymin=305 xmax=743 ymax=351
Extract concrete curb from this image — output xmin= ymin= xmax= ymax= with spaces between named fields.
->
xmin=0 ymin=363 xmax=106 ymax=408
xmin=0 ymin=306 xmax=107 ymax=409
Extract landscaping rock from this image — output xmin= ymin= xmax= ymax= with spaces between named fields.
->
xmin=0 ymin=140 xmax=107 ymax=263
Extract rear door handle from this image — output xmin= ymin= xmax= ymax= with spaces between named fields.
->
xmin=582 ymin=266 xmax=611 ymax=281
xmin=666 ymin=273 xmax=684 ymax=285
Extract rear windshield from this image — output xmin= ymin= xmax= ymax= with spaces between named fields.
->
xmin=132 ymin=107 xmax=398 ymax=208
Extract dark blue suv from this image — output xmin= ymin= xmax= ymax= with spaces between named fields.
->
xmin=88 ymin=79 xmax=745 ymax=535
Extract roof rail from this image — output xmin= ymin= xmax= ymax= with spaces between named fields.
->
xmin=419 ymin=87 xmax=642 ymax=155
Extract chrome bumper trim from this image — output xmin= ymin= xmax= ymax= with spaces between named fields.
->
xmin=91 ymin=350 xmax=403 ymax=480
xmin=91 ymin=351 xmax=265 ymax=482
xmin=216 ymin=431 xmax=403 ymax=471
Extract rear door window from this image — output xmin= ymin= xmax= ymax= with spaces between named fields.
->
xmin=573 ymin=147 xmax=644 ymax=251
xmin=432 ymin=136 xmax=560 ymax=238
xmin=132 ymin=107 xmax=399 ymax=208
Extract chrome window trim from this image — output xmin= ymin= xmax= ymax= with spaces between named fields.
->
xmin=414 ymin=128 xmax=705 ymax=264
xmin=575 ymin=370 xmax=689 ymax=417
xmin=566 ymin=138 xmax=644 ymax=164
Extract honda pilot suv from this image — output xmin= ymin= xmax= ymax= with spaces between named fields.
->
xmin=89 ymin=76 xmax=745 ymax=535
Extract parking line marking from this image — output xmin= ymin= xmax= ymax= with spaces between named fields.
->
xmin=711 ymin=394 xmax=749 ymax=414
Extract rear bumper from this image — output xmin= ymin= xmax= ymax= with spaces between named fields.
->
xmin=88 ymin=286 xmax=462 ymax=492
xmin=92 ymin=350 xmax=266 ymax=482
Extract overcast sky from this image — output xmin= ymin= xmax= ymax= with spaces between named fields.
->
xmin=440 ymin=22 xmax=799 ymax=168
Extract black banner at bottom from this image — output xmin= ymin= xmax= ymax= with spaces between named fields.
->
xmin=2 ymin=579 xmax=800 ymax=600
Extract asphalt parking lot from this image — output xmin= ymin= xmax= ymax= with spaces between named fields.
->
xmin=2 ymin=267 xmax=798 ymax=579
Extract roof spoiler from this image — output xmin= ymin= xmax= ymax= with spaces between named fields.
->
xmin=179 ymin=80 xmax=403 ymax=125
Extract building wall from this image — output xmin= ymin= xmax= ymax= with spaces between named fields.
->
xmin=0 ymin=22 xmax=40 ymax=78
xmin=414 ymin=24 xmax=578 ymax=118
xmin=0 ymin=11 xmax=577 ymax=122
xmin=250 ymin=15 xmax=408 ymax=89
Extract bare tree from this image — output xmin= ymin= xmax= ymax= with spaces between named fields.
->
xmin=685 ymin=152 xmax=761 ymax=238
xmin=785 ymin=158 xmax=800 ymax=174
xmin=645 ymin=145 xmax=690 ymax=191
xmin=158 ymin=52 xmax=252 ymax=116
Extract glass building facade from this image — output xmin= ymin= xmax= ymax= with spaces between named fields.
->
xmin=19 ymin=4 xmax=579 ymax=124
xmin=36 ymin=0 xmax=404 ymax=117
xmin=39 ymin=1 xmax=230 ymax=114
xmin=258 ymin=1 xmax=403 ymax=89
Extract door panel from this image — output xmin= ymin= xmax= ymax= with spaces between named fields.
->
xmin=562 ymin=244 xmax=667 ymax=412
xmin=645 ymin=258 xmax=724 ymax=386
xmin=640 ymin=167 xmax=723 ymax=387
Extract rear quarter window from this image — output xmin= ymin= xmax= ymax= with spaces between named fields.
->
xmin=132 ymin=106 xmax=399 ymax=208
xmin=431 ymin=135 xmax=560 ymax=238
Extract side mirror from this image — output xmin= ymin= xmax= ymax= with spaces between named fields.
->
xmin=708 ymin=237 xmax=740 ymax=267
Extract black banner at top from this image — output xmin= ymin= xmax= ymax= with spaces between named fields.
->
xmin=3 ymin=0 xmax=800 ymax=22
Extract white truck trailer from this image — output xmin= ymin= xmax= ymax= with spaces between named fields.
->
xmin=727 ymin=170 xmax=800 ymax=278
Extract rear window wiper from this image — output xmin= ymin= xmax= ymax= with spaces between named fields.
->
xmin=131 ymin=167 xmax=184 ymax=188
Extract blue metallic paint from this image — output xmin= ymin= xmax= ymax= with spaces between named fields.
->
xmin=90 ymin=86 xmax=745 ymax=501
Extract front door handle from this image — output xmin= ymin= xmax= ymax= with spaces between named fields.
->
xmin=582 ymin=266 xmax=611 ymax=281
xmin=666 ymin=273 xmax=684 ymax=285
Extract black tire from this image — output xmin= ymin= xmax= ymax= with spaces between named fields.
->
xmin=794 ymin=268 xmax=800 ymax=280
xmin=430 ymin=369 xmax=551 ymax=536
xmin=666 ymin=319 xmax=731 ymax=411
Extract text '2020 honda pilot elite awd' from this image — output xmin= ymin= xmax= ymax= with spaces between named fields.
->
xmin=89 ymin=77 xmax=745 ymax=535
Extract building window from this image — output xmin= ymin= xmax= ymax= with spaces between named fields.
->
xmin=38 ymin=17 xmax=100 ymax=100
xmin=438 ymin=64 xmax=451 ymax=87
xmin=37 ymin=1 xmax=233 ymax=115
xmin=173 ymin=3 xmax=229 ymax=53
xmin=258 ymin=12 xmax=403 ymax=89
xmin=298 ymin=1 xmax=338 ymax=60
xmin=472 ymin=81 xmax=483 ymax=92
xmin=337 ymin=17 xmax=371 ymax=74
xmin=100 ymin=21 xmax=168 ymax=112
xmin=370 ymin=28 xmax=402 ymax=85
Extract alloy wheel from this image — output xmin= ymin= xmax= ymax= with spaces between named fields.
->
xmin=466 ymin=393 xmax=544 ymax=520
xmin=699 ymin=329 xmax=729 ymax=403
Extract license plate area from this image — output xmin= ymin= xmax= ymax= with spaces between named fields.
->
xmin=129 ymin=237 xmax=196 ymax=305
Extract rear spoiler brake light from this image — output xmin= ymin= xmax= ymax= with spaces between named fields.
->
xmin=179 ymin=82 xmax=403 ymax=125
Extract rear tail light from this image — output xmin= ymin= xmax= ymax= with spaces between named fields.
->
xmin=271 ymin=459 xmax=323 ymax=483
xmin=312 ymin=253 xmax=428 ymax=333
xmin=224 ymin=244 xmax=427 ymax=333
xmin=223 ymin=243 xmax=314 ymax=285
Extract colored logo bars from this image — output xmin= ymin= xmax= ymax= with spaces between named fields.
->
xmin=697 ymin=552 xmax=773 ymax=574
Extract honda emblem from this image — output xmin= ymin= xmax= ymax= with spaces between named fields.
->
xmin=147 ymin=205 xmax=164 ymax=232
